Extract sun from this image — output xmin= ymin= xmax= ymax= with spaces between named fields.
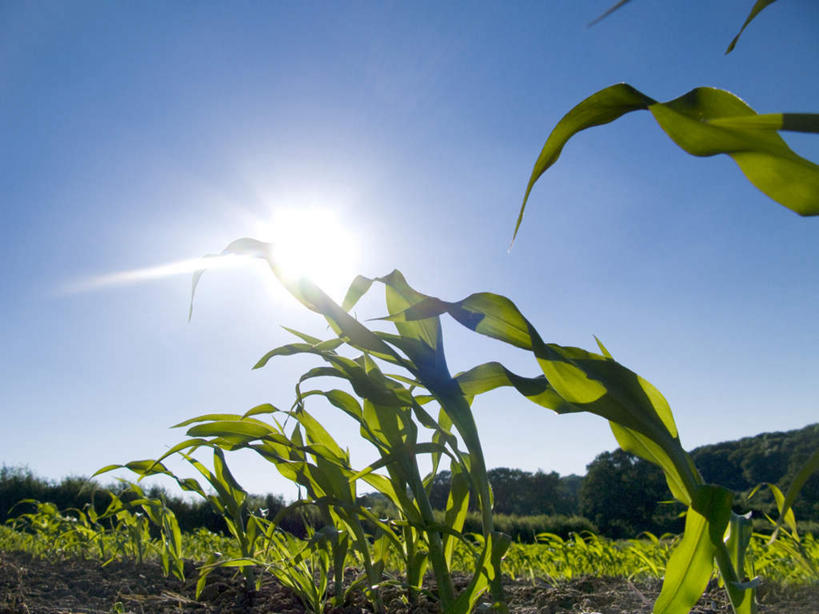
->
xmin=252 ymin=207 xmax=360 ymax=298
xmin=59 ymin=206 xmax=360 ymax=305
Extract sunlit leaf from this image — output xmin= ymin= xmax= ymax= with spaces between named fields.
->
xmin=725 ymin=511 xmax=754 ymax=586
xmin=186 ymin=420 xmax=274 ymax=440
xmin=769 ymin=450 xmax=819 ymax=541
xmin=654 ymin=485 xmax=733 ymax=614
xmin=516 ymin=84 xmax=819 ymax=242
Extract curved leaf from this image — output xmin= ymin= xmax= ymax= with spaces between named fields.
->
xmin=454 ymin=361 xmax=572 ymax=412
xmin=726 ymin=0 xmax=778 ymax=54
xmin=517 ymin=84 xmax=819 ymax=242
xmin=654 ymin=486 xmax=733 ymax=614
xmin=186 ymin=419 xmax=275 ymax=440
xmin=771 ymin=449 xmax=819 ymax=541
xmin=516 ymin=83 xmax=655 ymax=240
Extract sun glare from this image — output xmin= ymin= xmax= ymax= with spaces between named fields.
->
xmin=59 ymin=255 xmax=250 ymax=295
xmin=254 ymin=207 xmax=359 ymax=298
xmin=59 ymin=206 xmax=359 ymax=305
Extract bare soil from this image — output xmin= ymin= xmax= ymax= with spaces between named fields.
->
xmin=1 ymin=551 xmax=816 ymax=614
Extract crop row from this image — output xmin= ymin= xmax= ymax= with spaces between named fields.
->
xmin=2 ymin=496 xmax=816 ymax=609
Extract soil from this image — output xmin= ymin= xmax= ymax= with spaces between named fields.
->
xmin=1 ymin=551 xmax=816 ymax=614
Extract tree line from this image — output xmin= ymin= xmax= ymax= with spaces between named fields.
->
xmin=2 ymin=423 xmax=815 ymax=540
xmin=580 ymin=422 xmax=819 ymax=537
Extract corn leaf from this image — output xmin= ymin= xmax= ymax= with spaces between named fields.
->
xmin=516 ymin=84 xmax=819 ymax=242
xmin=588 ymin=0 xmax=632 ymax=27
xmin=725 ymin=512 xmax=755 ymax=586
xmin=590 ymin=0 xmax=781 ymax=56
xmin=382 ymin=292 xmax=536 ymax=351
xmin=773 ymin=448 xmax=819 ymax=540
xmin=654 ymin=485 xmax=733 ymax=614
xmin=766 ymin=483 xmax=800 ymax=539
xmin=342 ymin=274 xmax=376 ymax=312
xmin=186 ymin=420 xmax=275 ymax=440
xmin=454 ymin=361 xmax=564 ymax=409
xmin=609 ymin=423 xmax=695 ymax=506
xmin=442 ymin=466 xmax=470 ymax=568
xmin=726 ymin=0 xmax=779 ymax=54
xmin=254 ymin=339 xmax=344 ymax=370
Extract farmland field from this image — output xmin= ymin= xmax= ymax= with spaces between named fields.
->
xmin=1 ymin=522 xmax=817 ymax=613
xmin=1 ymin=547 xmax=817 ymax=614
xmin=4 ymin=3 xmax=818 ymax=614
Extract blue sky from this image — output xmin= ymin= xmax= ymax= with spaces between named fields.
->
xmin=2 ymin=1 xmax=817 ymax=499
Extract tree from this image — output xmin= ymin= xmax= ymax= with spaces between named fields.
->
xmin=579 ymin=450 xmax=669 ymax=537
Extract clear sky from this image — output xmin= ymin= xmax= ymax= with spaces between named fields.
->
xmin=2 ymin=2 xmax=817 ymax=499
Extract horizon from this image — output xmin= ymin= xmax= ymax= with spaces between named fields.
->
xmin=3 ymin=421 xmax=816 ymax=501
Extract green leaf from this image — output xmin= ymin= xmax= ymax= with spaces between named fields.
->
xmin=385 ymin=279 xmax=701 ymax=502
xmin=706 ymin=113 xmax=819 ymax=134
xmin=242 ymin=403 xmax=279 ymax=418
xmin=649 ymin=88 xmax=819 ymax=215
xmin=516 ymin=83 xmax=654 ymax=240
xmin=254 ymin=339 xmax=344 ymax=370
xmin=725 ymin=512 xmax=754 ymax=585
xmin=442 ymin=466 xmax=470 ymax=567
xmin=517 ymin=84 xmax=819 ymax=243
xmin=454 ymin=361 xmax=572 ymax=413
xmin=186 ymin=419 xmax=274 ymax=440
xmin=775 ymin=448 xmax=819 ymax=539
xmin=385 ymin=292 xmax=536 ymax=351
xmin=653 ymin=485 xmax=733 ymax=614
xmin=588 ymin=0 xmax=633 ymax=27
xmin=765 ymin=482 xmax=799 ymax=540
xmin=292 ymin=406 xmax=347 ymax=460
xmin=341 ymin=274 xmax=376 ymax=312
xmin=726 ymin=0 xmax=778 ymax=54
xmin=281 ymin=326 xmax=323 ymax=345
xmin=589 ymin=0 xmax=780 ymax=56
xmin=610 ymin=423 xmax=695 ymax=506
xmin=172 ymin=413 xmax=244 ymax=428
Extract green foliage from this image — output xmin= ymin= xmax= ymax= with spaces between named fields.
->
xmin=726 ymin=0 xmax=780 ymax=54
xmin=574 ymin=424 xmax=819 ymax=540
xmin=373 ymin=279 xmax=776 ymax=613
xmin=5 ymin=10 xmax=815 ymax=614
xmin=693 ymin=424 xmax=819 ymax=520
xmin=580 ymin=449 xmax=677 ymax=538
xmin=515 ymin=83 xmax=819 ymax=241
xmin=186 ymin=259 xmax=517 ymax=611
xmin=451 ymin=512 xmax=596 ymax=544
xmin=590 ymin=0 xmax=781 ymax=54
xmin=2 ymin=487 xmax=184 ymax=579
xmin=192 ymin=242 xmax=819 ymax=613
xmin=0 ymin=464 xmax=279 ymax=536
xmin=427 ymin=468 xmax=581 ymax=517
xmin=95 ymin=449 xmax=265 ymax=594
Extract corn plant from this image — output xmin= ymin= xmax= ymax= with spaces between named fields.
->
xmin=187 ymin=233 xmax=819 ymax=614
xmin=370 ymin=277 xmax=819 ymax=612
xmin=170 ymin=404 xmax=392 ymax=612
xmin=509 ymin=68 xmax=819 ymax=612
xmin=190 ymin=250 xmax=513 ymax=613
xmin=103 ymin=482 xmax=185 ymax=581
xmin=498 ymin=530 xmax=672 ymax=583
xmin=97 ymin=448 xmax=257 ymax=592
xmin=257 ymin=521 xmax=335 ymax=614
xmin=743 ymin=481 xmax=819 ymax=582
xmin=6 ymin=500 xmax=98 ymax=560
